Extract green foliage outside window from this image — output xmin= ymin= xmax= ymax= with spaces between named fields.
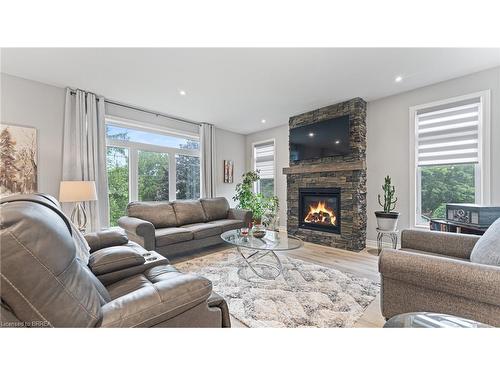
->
xmin=138 ymin=151 xmax=169 ymax=201
xmin=259 ymin=178 xmax=275 ymax=199
xmin=420 ymin=163 xmax=475 ymax=220
xmin=107 ymin=146 xmax=129 ymax=226
xmin=176 ymin=140 xmax=200 ymax=200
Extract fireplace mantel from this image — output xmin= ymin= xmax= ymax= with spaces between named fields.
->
xmin=283 ymin=160 xmax=365 ymax=175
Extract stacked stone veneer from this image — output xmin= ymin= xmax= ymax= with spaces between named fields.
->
xmin=286 ymin=98 xmax=367 ymax=251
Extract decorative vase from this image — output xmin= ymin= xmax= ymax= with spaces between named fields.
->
xmin=375 ymin=211 xmax=399 ymax=231
xmin=267 ymin=215 xmax=280 ymax=232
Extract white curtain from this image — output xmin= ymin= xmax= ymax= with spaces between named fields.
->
xmin=200 ymin=123 xmax=216 ymax=198
xmin=62 ymin=88 xmax=109 ymax=231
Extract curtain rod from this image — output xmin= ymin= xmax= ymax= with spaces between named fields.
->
xmin=69 ymin=89 xmax=202 ymax=127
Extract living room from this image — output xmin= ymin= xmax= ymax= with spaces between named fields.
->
xmin=1 ymin=1 xmax=499 ymax=373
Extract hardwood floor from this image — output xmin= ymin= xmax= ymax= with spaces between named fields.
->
xmin=171 ymin=241 xmax=385 ymax=328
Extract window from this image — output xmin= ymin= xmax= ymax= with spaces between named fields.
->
xmin=106 ymin=146 xmax=129 ymax=226
xmin=410 ymin=91 xmax=491 ymax=227
xmin=138 ymin=150 xmax=169 ymax=201
xmin=253 ymin=140 xmax=275 ymax=198
xmin=176 ymin=154 xmax=200 ymax=200
xmin=106 ymin=120 xmax=200 ymax=226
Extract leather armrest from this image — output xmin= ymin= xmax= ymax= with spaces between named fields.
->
xmin=401 ymin=229 xmax=479 ymax=259
xmin=117 ymin=216 xmax=155 ymax=251
xmin=100 ymin=272 xmax=213 ymax=327
xmin=228 ymin=208 xmax=252 ymax=226
xmin=88 ymin=245 xmax=145 ymax=275
xmin=84 ymin=230 xmax=129 ymax=253
xmin=379 ymin=248 xmax=500 ymax=306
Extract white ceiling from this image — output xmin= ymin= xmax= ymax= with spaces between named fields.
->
xmin=2 ymin=48 xmax=499 ymax=134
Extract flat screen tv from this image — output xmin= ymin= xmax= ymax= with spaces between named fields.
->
xmin=290 ymin=115 xmax=350 ymax=161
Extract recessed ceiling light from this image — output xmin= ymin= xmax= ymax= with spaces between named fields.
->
xmin=335 ymin=140 xmax=340 ymax=144
xmin=179 ymin=90 xmax=187 ymax=96
xmin=395 ymin=76 xmax=403 ymax=83
xmin=309 ymin=132 xmax=315 ymax=137
xmin=261 ymin=119 xmax=266 ymax=124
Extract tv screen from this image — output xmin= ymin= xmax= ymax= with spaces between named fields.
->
xmin=290 ymin=115 xmax=350 ymax=161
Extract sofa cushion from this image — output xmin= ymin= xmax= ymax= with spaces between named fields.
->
xmin=208 ymin=219 xmax=245 ymax=232
xmin=88 ymin=245 xmax=146 ymax=275
xmin=173 ymin=200 xmax=207 ymax=225
xmin=100 ymin=266 xmax=213 ymax=327
xmin=155 ymin=227 xmax=194 ymax=247
xmin=200 ymin=197 xmax=230 ymax=221
xmin=400 ymin=248 xmax=470 ymax=262
xmin=181 ymin=223 xmax=222 ymax=240
xmin=84 ymin=230 xmax=129 ymax=253
xmin=470 ymin=218 xmax=500 ymax=266
xmin=127 ymin=201 xmax=177 ymax=228
xmin=106 ymin=265 xmax=180 ymax=300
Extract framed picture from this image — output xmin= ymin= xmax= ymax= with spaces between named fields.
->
xmin=0 ymin=124 xmax=38 ymax=198
xmin=223 ymin=160 xmax=234 ymax=183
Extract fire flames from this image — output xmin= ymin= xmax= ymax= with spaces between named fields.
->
xmin=304 ymin=201 xmax=336 ymax=226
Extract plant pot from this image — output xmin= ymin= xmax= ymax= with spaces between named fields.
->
xmin=375 ymin=211 xmax=399 ymax=231
xmin=253 ymin=218 xmax=262 ymax=226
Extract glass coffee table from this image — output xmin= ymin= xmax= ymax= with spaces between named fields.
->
xmin=383 ymin=312 xmax=492 ymax=328
xmin=221 ymin=229 xmax=303 ymax=280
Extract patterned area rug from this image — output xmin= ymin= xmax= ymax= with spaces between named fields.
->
xmin=176 ymin=248 xmax=380 ymax=328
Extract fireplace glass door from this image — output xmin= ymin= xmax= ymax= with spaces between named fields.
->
xmin=299 ymin=188 xmax=341 ymax=234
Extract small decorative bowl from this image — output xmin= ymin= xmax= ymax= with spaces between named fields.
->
xmin=252 ymin=224 xmax=266 ymax=239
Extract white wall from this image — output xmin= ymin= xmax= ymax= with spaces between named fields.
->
xmin=366 ymin=67 xmax=500 ymax=242
xmin=245 ymin=67 xmax=500 ymax=243
xmin=1 ymin=73 xmax=66 ymax=198
xmin=245 ymin=124 xmax=289 ymax=227
xmin=214 ymin=127 xmax=246 ymax=206
xmin=1 ymin=73 xmax=247 ymax=205
xmin=5 ymin=67 xmax=498 ymax=238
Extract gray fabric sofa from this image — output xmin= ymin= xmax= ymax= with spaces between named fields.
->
xmin=379 ymin=229 xmax=500 ymax=327
xmin=118 ymin=197 xmax=252 ymax=258
xmin=0 ymin=194 xmax=230 ymax=328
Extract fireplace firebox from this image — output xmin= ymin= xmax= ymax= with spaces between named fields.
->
xmin=298 ymin=188 xmax=341 ymax=234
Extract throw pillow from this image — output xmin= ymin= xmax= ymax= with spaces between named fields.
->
xmin=470 ymin=217 xmax=500 ymax=266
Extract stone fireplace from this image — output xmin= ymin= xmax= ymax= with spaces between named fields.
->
xmin=284 ymin=98 xmax=367 ymax=251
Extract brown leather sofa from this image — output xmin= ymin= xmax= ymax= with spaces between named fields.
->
xmin=118 ymin=197 xmax=252 ymax=258
xmin=0 ymin=194 xmax=230 ymax=328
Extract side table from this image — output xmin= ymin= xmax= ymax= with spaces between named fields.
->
xmin=376 ymin=228 xmax=398 ymax=255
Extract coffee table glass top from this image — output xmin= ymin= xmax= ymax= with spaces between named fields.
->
xmin=384 ymin=312 xmax=492 ymax=328
xmin=221 ymin=229 xmax=303 ymax=251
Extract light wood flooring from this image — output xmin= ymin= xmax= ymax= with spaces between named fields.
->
xmin=171 ymin=241 xmax=385 ymax=328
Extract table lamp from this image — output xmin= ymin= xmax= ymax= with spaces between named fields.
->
xmin=59 ymin=180 xmax=97 ymax=232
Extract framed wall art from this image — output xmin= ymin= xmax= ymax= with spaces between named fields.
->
xmin=0 ymin=124 xmax=38 ymax=198
xmin=223 ymin=160 xmax=234 ymax=183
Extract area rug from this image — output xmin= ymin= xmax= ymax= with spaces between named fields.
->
xmin=176 ymin=248 xmax=380 ymax=328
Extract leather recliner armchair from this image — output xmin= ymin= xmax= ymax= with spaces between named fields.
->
xmin=0 ymin=194 xmax=230 ymax=328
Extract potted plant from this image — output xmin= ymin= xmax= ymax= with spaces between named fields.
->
xmin=375 ymin=175 xmax=399 ymax=231
xmin=233 ymin=170 xmax=279 ymax=236
xmin=263 ymin=196 xmax=280 ymax=231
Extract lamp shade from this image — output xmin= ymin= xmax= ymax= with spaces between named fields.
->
xmin=59 ymin=181 xmax=97 ymax=203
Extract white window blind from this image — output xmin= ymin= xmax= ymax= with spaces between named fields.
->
xmin=416 ymin=98 xmax=480 ymax=166
xmin=254 ymin=141 xmax=275 ymax=179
